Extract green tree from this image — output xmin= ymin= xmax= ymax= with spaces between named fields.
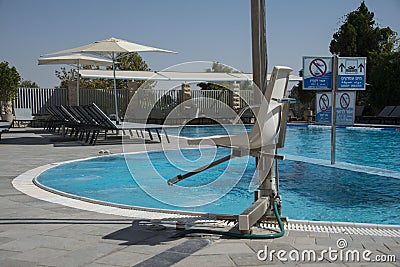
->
xmin=198 ymin=62 xmax=251 ymax=91
xmin=329 ymin=1 xmax=399 ymax=113
xmin=115 ymin=52 xmax=151 ymax=89
xmin=55 ymin=67 xmax=75 ymax=89
xmin=19 ymin=79 xmax=39 ymax=88
xmin=206 ymin=62 xmax=236 ymax=73
xmin=289 ymin=69 xmax=314 ymax=119
xmin=368 ymin=50 xmax=400 ymax=111
xmin=330 ymin=2 xmax=396 ymax=57
xmin=0 ymin=61 xmax=21 ymax=115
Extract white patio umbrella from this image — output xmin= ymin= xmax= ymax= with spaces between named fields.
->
xmin=45 ymin=37 xmax=177 ymax=122
xmin=38 ymin=53 xmax=113 ymax=105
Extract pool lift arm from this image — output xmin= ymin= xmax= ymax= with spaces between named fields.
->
xmin=167 ymin=97 xmax=295 ymax=238
xmin=170 ymin=0 xmax=294 ymax=238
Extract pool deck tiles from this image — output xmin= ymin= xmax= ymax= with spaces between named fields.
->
xmin=0 ymin=128 xmax=399 ymax=266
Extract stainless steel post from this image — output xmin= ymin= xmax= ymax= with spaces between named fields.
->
xmin=112 ymin=52 xmax=119 ymax=124
xmin=331 ymin=55 xmax=338 ymax=164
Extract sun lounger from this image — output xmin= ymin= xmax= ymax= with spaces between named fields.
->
xmin=46 ymin=106 xmax=79 ymax=135
xmin=354 ymin=105 xmax=365 ymax=123
xmin=362 ymin=106 xmax=396 ymax=124
xmin=44 ymin=105 xmax=99 ymax=144
xmin=387 ymin=105 xmax=400 ymax=125
xmin=13 ymin=108 xmax=35 ymax=127
xmin=84 ymin=103 xmax=171 ymax=144
xmin=0 ymin=120 xmax=12 ymax=141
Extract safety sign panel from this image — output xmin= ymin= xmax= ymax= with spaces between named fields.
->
xmin=303 ymin=56 xmax=332 ymax=90
xmin=316 ymin=91 xmax=356 ymax=124
xmin=338 ymin=57 xmax=367 ymax=90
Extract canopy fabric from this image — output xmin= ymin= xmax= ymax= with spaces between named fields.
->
xmin=79 ymin=69 xmax=301 ymax=82
xmin=44 ymin=37 xmax=177 ymax=56
xmin=43 ymin=37 xmax=177 ymax=123
xmin=38 ymin=53 xmax=113 ymax=66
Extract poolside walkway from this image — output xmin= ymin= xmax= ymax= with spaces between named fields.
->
xmin=0 ymin=128 xmax=399 ymax=266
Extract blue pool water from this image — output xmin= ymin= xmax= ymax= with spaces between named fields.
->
xmin=36 ymin=125 xmax=400 ymax=225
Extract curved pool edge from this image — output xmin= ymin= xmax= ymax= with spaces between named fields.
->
xmin=11 ymin=156 xmax=400 ymax=237
xmin=12 ymin=163 xmax=193 ymax=220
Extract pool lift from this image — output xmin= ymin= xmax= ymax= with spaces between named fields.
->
xmin=167 ymin=65 xmax=295 ymax=238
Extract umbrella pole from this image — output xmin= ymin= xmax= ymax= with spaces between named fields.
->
xmin=112 ymin=52 xmax=119 ymax=124
xmin=77 ymin=60 xmax=80 ymax=106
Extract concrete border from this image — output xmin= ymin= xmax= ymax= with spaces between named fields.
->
xmin=12 ymin=154 xmax=400 ymax=237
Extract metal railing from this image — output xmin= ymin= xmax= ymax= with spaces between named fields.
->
xmin=79 ymin=88 xmax=131 ymax=117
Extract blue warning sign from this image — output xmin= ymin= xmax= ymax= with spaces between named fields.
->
xmin=303 ymin=57 xmax=332 ymax=90
xmin=337 ymin=57 xmax=367 ymax=90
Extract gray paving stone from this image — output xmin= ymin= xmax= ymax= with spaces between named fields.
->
xmin=193 ymin=241 xmax=253 ymax=255
xmin=40 ymin=243 xmax=121 ymax=267
xmin=294 ymin=236 xmax=316 ymax=245
xmin=0 ymin=237 xmax=42 ymax=252
xmin=83 ymin=263 xmax=111 ymax=267
xmin=315 ymin=237 xmax=337 ymax=247
xmin=8 ymin=247 xmax=68 ymax=262
xmin=173 ymin=254 xmax=235 ymax=267
xmin=0 ymin=227 xmax=44 ymax=240
xmin=299 ymin=264 xmax=346 ymax=267
xmin=0 ymin=249 xmax=20 ymax=259
xmin=308 ymin=231 xmax=330 ymax=238
xmin=229 ymin=253 xmax=266 ymax=266
xmin=133 ymin=239 xmax=210 ymax=266
xmin=287 ymin=230 xmax=311 ymax=237
xmin=373 ymin=236 xmax=400 ymax=245
xmin=134 ymin=251 xmax=189 ymax=267
xmin=0 ymin=257 xmax=42 ymax=267
xmin=0 ymin=236 xmax=13 ymax=245
xmin=349 ymin=235 xmax=375 ymax=243
xmin=95 ymin=251 xmax=150 ymax=266
xmin=121 ymin=243 xmax=173 ymax=255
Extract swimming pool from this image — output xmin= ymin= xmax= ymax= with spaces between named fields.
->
xmin=35 ymin=125 xmax=400 ymax=225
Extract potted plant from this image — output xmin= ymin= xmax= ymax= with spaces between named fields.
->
xmin=0 ymin=61 xmax=20 ymax=122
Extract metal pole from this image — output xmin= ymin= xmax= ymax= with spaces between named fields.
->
xmin=251 ymin=0 xmax=261 ymax=91
xmin=251 ymin=0 xmax=263 ymax=106
xmin=331 ymin=55 xmax=338 ymax=165
xmin=112 ymin=52 xmax=120 ymax=124
xmin=77 ymin=59 xmax=80 ymax=106
xmin=251 ymin=0 xmax=274 ymax=206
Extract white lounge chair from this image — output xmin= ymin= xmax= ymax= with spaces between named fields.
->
xmin=0 ymin=120 xmax=12 ymax=141
xmin=13 ymin=108 xmax=34 ymax=127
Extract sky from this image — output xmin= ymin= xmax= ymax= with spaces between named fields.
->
xmin=0 ymin=0 xmax=399 ymax=88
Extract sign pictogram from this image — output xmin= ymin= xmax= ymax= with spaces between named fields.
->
xmin=340 ymin=93 xmax=350 ymax=109
xmin=337 ymin=57 xmax=367 ymax=90
xmin=316 ymin=91 xmax=356 ymax=125
xmin=309 ymin=58 xmax=327 ymax=78
xmin=319 ymin=93 xmax=329 ymax=112
xmin=302 ymin=56 xmax=332 ymax=90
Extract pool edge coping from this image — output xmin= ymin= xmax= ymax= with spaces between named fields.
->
xmin=11 ymin=152 xmax=400 ymax=233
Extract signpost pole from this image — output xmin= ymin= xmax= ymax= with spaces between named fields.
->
xmin=331 ymin=55 xmax=339 ymax=165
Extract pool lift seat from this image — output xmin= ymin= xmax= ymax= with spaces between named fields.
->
xmin=167 ymin=66 xmax=294 ymax=234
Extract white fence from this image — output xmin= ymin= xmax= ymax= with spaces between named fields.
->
xmin=13 ymin=88 xmax=67 ymax=115
xmin=13 ymin=87 xmax=254 ymax=121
